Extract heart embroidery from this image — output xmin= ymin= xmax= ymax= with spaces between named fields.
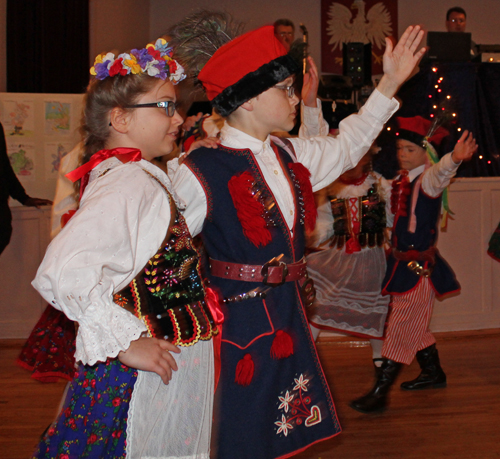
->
xmin=305 ymin=405 xmax=322 ymax=427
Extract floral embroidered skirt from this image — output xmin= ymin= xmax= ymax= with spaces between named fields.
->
xmin=32 ymin=359 xmax=137 ymax=458
xmin=32 ymin=340 xmax=214 ymax=459
xmin=17 ymin=305 xmax=76 ymax=382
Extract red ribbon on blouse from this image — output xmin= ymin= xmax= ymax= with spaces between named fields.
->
xmin=65 ymin=147 xmax=142 ymax=198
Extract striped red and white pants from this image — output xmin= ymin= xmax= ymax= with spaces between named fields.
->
xmin=382 ymin=278 xmax=436 ymax=365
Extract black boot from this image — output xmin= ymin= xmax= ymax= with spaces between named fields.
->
xmin=400 ymin=344 xmax=447 ymax=391
xmin=350 ymin=359 xmax=402 ymax=413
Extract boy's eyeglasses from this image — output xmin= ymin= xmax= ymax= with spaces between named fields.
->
xmin=274 ymin=85 xmax=295 ymax=98
xmin=125 ymin=101 xmax=177 ymax=117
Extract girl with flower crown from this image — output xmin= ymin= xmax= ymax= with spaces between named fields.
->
xmin=30 ymin=39 xmax=221 ymax=459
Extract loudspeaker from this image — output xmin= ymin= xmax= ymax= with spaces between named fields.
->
xmin=318 ymin=75 xmax=353 ymax=100
xmin=342 ymin=42 xmax=372 ymax=88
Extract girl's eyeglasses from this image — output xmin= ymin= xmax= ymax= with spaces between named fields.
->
xmin=125 ymin=101 xmax=177 ymax=117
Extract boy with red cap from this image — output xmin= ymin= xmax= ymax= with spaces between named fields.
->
xmin=350 ymin=116 xmax=477 ymax=414
xmin=173 ymin=22 xmax=425 ymax=458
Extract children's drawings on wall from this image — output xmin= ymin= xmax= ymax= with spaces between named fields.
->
xmin=44 ymin=142 xmax=74 ymax=178
xmin=6 ymin=141 xmax=36 ymax=181
xmin=0 ymin=92 xmax=83 ymax=201
xmin=1 ymin=99 xmax=35 ymax=137
xmin=45 ymin=101 xmax=72 ymax=135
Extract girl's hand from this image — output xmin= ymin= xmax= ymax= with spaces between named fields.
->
xmin=451 ymin=130 xmax=478 ymax=163
xmin=118 ymin=336 xmax=181 ymax=385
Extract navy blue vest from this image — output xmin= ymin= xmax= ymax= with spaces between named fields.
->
xmin=382 ymin=174 xmax=460 ymax=297
xmin=185 ymin=143 xmax=341 ymax=459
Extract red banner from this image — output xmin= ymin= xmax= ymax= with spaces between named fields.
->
xmin=321 ymin=0 xmax=398 ymax=75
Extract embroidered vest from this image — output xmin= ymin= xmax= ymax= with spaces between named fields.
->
xmin=329 ymin=182 xmax=386 ymax=249
xmin=113 ymin=185 xmax=218 ymax=346
xmin=184 ymin=142 xmax=308 ymax=267
xmin=382 ymin=174 xmax=460 ymax=296
xmin=184 ymin=143 xmax=308 ymax=346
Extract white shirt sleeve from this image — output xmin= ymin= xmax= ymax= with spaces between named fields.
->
xmin=32 ymin=162 xmax=172 ymax=365
xmin=307 ymin=198 xmax=334 ymax=248
xmin=421 ymin=153 xmax=461 ymax=197
xmin=377 ymin=173 xmax=394 ymax=228
xmin=289 ymin=89 xmax=399 ymax=192
xmin=299 ymin=99 xmax=330 ymax=138
xmin=171 ymin=163 xmax=208 ymax=237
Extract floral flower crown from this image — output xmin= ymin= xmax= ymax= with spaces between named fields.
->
xmin=90 ymin=38 xmax=186 ymax=83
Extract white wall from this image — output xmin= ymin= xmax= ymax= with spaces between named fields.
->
xmin=89 ymin=0 xmax=150 ymax=66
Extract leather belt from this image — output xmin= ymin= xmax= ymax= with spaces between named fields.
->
xmin=209 ymin=256 xmax=307 ymax=285
xmin=393 ymin=247 xmax=436 ymax=264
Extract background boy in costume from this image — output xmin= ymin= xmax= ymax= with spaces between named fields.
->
xmin=171 ymin=12 xmax=425 ymax=458
xmin=350 ymin=115 xmax=478 ymax=414
xmin=31 ymin=39 xmax=219 ymax=458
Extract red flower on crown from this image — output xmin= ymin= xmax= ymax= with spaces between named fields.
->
xmin=109 ymin=58 xmax=127 ymax=77
xmin=147 ymin=47 xmax=162 ymax=60
xmin=168 ymin=59 xmax=177 ymax=73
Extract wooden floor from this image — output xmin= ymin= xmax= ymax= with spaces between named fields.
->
xmin=1 ymin=331 xmax=500 ymax=459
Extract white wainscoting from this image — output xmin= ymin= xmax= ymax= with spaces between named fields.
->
xmin=430 ymin=177 xmax=500 ymax=332
xmin=0 ymin=205 xmax=52 ymax=338
xmin=1 ymin=178 xmax=499 ymax=339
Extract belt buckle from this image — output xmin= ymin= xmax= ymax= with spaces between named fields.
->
xmin=261 ymin=255 xmax=288 ymax=286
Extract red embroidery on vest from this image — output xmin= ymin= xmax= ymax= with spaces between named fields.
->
xmin=228 ymin=170 xmax=272 ymax=247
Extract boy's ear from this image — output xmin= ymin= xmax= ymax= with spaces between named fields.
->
xmin=110 ymin=107 xmax=132 ymax=133
xmin=240 ymin=100 xmax=255 ymax=112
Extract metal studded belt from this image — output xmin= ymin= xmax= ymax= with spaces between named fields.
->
xmin=209 ymin=255 xmax=307 ymax=286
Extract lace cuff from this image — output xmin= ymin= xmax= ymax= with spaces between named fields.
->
xmin=74 ymin=302 xmax=147 ymax=366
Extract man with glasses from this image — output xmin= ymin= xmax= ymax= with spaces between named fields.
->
xmin=445 ymin=6 xmax=467 ymax=33
xmin=445 ymin=6 xmax=477 ymax=56
xmin=274 ymin=18 xmax=295 ymax=52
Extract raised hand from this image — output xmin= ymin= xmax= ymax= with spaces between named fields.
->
xmin=377 ymin=25 xmax=426 ymax=99
xmin=451 ymin=130 xmax=478 ymax=163
xmin=118 ymin=336 xmax=181 ymax=385
xmin=301 ymin=56 xmax=319 ymax=108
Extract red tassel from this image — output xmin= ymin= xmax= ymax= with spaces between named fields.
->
xmin=235 ymin=354 xmax=254 ymax=386
xmin=228 ymin=171 xmax=272 ymax=248
xmin=345 ymin=236 xmax=361 ymax=254
xmin=270 ymin=330 xmax=294 ymax=359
